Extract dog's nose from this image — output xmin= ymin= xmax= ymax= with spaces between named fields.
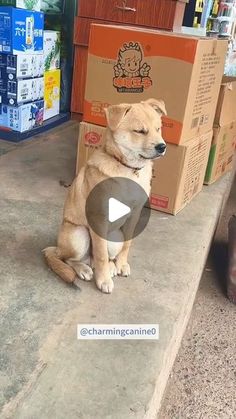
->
xmin=155 ymin=143 xmax=166 ymax=154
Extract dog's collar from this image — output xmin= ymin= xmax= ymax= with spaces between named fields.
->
xmin=111 ymin=154 xmax=144 ymax=175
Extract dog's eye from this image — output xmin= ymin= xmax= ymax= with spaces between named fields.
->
xmin=133 ymin=129 xmax=148 ymax=135
xmin=156 ymin=128 xmax=161 ymax=133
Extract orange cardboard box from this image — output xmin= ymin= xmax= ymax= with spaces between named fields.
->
xmin=84 ymin=24 xmax=227 ymax=145
xmin=76 ymin=122 xmax=212 ymax=215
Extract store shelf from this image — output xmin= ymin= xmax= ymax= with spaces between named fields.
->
xmin=0 ymin=112 xmax=70 ymax=143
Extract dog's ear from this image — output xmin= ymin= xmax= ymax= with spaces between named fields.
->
xmin=143 ymin=98 xmax=167 ymax=116
xmin=104 ymin=104 xmax=132 ymax=131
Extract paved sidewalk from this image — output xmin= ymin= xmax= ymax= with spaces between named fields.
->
xmin=159 ymin=176 xmax=236 ymax=419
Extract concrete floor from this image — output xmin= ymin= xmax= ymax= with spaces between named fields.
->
xmin=0 ymin=122 xmax=234 ymax=418
xmin=159 ymin=177 xmax=236 ymax=418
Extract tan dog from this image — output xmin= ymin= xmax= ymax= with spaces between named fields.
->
xmin=43 ymin=99 xmax=167 ymax=293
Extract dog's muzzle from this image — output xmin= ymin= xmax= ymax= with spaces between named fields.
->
xmin=155 ymin=143 xmax=166 ymax=155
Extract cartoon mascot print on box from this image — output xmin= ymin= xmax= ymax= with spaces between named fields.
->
xmin=113 ymin=42 xmax=152 ymax=93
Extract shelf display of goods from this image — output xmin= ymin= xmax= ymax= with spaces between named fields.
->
xmin=206 ymin=0 xmax=236 ymax=37
xmin=41 ymin=0 xmax=64 ymax=14
xmin=206 ymin=1 xmax=236 ymax=76
xmin=0 ymin=0 xmax=74 ymax=141
xmin=225 ymin=37 xmax=236 ymax=75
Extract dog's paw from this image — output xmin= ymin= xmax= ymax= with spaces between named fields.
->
xmin=73 ymin=264 xmax=93 ymax=282
xmin=96 ymin=278 xmax=114 ymax=294
xmin=116 ymin=262 xmax=131 ymax=277
xmin=109 ymin=261 xmax=117 ymax=278
xmin=80 ymin=265 xmax=94 ymax=281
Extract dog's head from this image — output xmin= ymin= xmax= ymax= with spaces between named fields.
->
xmin=104 ymin=99 xmax=167 ymax=162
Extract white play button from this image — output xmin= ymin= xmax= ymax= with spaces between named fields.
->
xmin=108 ymin=197 xmax=131 ymax=223
xmin=86 ymin=177 xmax=151 ymax=241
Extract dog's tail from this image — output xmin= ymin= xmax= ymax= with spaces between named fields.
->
xmin=43 ymin=246 xmax=76 ymax=284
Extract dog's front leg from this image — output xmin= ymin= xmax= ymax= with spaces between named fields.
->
xmin=116 ymin=208 xmax=142 ymax=277
xmin=115 ymin=239 xmax=132 ymax=277
xmin=89 ymin=230 xmax=114 ymax=294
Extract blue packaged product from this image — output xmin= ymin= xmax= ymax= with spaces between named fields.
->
xmin=0 ymin=7 xmax=44 ymax=54
xmin=7 ymin=100 xmax=44 ymax=131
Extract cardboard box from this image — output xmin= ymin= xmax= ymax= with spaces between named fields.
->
xmin=44 ymin=69 xmax=60 ymax=120
xmin=0 ymin=7 xmax=44 ymax=55
xmin=0 ymin=73 xmax=44 ymax=105
xmin=76 ymin=122 xmax=105 ymax=175
xmin=214 ymin=77 xmax=236 ymax=127
xmin=76 ymin=122 xmax=212 ymax=215
xmin=0 ymin=53 xmax=44 ymax=79
xmin=0 ymin=0 xmax=41 ymax=11
xmin=43 ymin=30 xmax=60 ymax=71
xmin=205 ymin=122 xmax=236 ymax=185
xmin=84 ymin=24 xmax=227 ymax=145
xmin=0 ymin=100 xmax=44 ymax=132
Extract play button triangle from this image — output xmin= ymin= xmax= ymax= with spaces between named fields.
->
xmin=108 ymin=197 xmax=131 ymax=223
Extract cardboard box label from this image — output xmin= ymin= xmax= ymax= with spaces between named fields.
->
xmin=85 ymin=130 xmax=102 ymax=145
xmin=190 ymin=54 xmax=221 ymax=130
xmin=150 ymin=194 xmax=169 ymax=210
xmin=113 ymin=42 xmax=152 ymax=93
xmin=181 ymin=140 xmax=209 ymax=206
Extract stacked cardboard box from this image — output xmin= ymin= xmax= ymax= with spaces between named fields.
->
xmin=205 ymin=76 xmax=236 ymax=185
xmin=43 ymin=30 xmax=61 ymax=121
xmin=76 ymin=24 xmax=228 ymax=214
xmin=0 ymin=6 xmax=44 ymax=131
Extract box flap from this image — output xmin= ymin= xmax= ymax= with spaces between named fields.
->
xmin=91 ymin=23 xmax=206 ymax=40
